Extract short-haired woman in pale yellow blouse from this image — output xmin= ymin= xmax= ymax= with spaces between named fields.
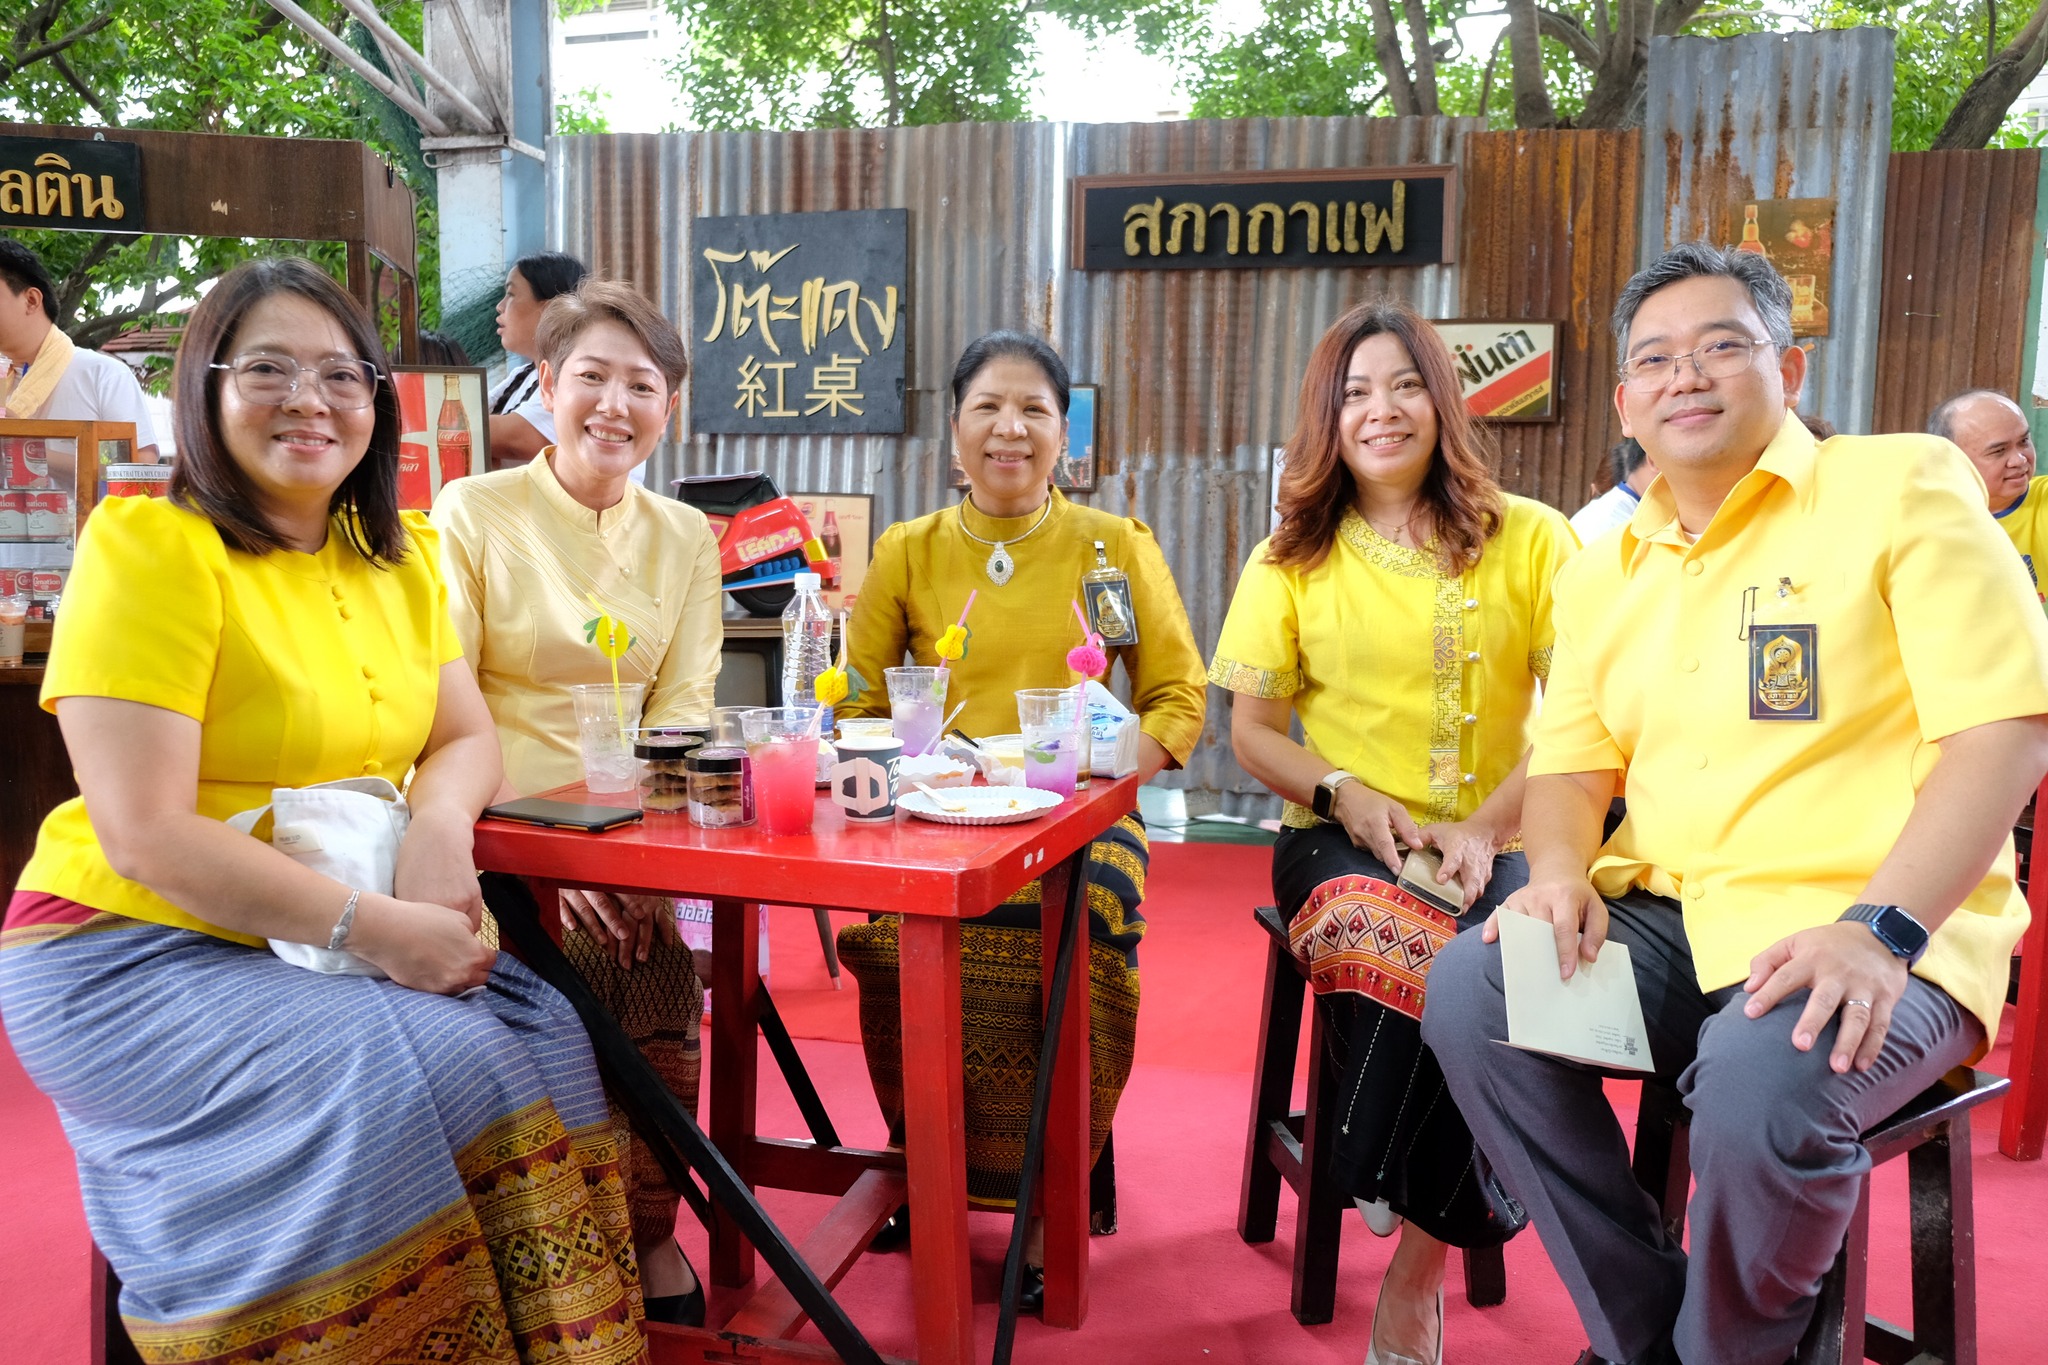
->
xmin=432 ymin=280 xmax=721 ymax=1326
xmin=1211 ymin=300 xmax=1577 ymax=1365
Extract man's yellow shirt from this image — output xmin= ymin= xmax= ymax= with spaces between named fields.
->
xmin=1532 ymin=412 xmax=2048 ymax=1050
xmin=1994 ymin=473 xmax=2048 ymax=608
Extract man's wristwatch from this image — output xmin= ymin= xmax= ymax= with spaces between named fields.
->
xmin=1312 ymin=770 xmax=1359 ymax=822
xmin=1838 ymin=903 xmax=1931 ymax=966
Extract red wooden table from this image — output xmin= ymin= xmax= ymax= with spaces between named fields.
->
xmin=2005 ymin=773 xmax=2048 ymax=1160
xmin=473 ymin=775 xmax=1139 ymax=1364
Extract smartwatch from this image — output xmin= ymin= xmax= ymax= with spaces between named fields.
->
xmin=1838 ymin=903 xmax=1931 ymax=966
xmin=1312 ymin=770 xmax=1358 ymax=822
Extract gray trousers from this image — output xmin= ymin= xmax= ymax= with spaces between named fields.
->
xmin=1420 ymin=890 xmax=1980 ymax=1365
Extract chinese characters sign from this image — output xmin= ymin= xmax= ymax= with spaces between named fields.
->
xmin=1070 ymin=166 xmax=1453 ymax=272
xmin=691 ymin=209 xmax=908 ymax=434
xmin=0 ymin=136 xmax=141 ymax=231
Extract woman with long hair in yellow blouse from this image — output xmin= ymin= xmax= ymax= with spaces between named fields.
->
xmin=836 ymin=331 xmax=1208 ymax=1309
xmin=1212 ymin=300 xmax=1576 ymax=1365
xmin=433 ymin=280 xmax=722 ymax=1326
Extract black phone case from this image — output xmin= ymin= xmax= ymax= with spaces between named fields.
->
xmin=482 ymin=798 xmax=644 ymax=833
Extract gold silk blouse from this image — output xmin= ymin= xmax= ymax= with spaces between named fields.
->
xmin=1210 ymin=496 xmax=1578 ymax=828
xmin=839 ymin=489 xmax=1207 ymax=765
xmin=431 ymin=452 xmax=725 ymax=795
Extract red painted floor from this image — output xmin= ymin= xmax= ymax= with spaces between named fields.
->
xmin=6 ymin=843 xmax=2046 ymax=1362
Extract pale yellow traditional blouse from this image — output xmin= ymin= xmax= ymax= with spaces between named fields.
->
xmin=1210 ymin=496 xmax=1577 ymax=828
xmin=840 ymin=489 xmax=1207 ymax=765
xmin=432 ymin=452 xmax=724 ymax=794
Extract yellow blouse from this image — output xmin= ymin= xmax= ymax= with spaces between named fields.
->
xmin=840 ymin=489 xmax=1208 ymax=764
xmin=22 ymin=497 xmax=462 ymax=945
xmin=1210 ymin=496 xmax=1578 ymax=828
xmin=431 ymin=452 xmax=725 ymax=795
xmin=1994 ymin=474 xmax=2048 ymax=607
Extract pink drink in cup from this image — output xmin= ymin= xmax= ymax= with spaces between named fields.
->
xmin=743 ymin=707 xmax=824 ymax=836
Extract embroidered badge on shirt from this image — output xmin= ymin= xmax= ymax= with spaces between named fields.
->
xmin=1750 ymin=624 xmax=1818 ymax=720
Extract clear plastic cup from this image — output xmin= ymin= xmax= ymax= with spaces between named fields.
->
xmin=886 ymin=666 xmax=949 ymax=758
xmin=1016 ymin=688 xmax=1084 ymax=798
xmin=570 ymin=682 xmax=646 ymax=793
xmin=710 ymin=705 xmax=761 ymax=746
xmin=741 ymin=706 xmax=825 ymax=835
xmin=0 ymin=594 xmax=25 ymax=668
xmin=838 ymin=717 xmax=894 ymax=741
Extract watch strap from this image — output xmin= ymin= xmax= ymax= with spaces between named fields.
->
xmin=1839 ymin=902 xmax=1930 ymax=966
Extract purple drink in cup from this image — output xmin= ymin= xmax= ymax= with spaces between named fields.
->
xmin=886 ymin=666 xmax=949 ymax=757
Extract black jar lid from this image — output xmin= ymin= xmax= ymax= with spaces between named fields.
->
xmin=687 ymin=745 xmax=747 ymax=774
xmin=634 ymin=726 xmax=711 ymax=760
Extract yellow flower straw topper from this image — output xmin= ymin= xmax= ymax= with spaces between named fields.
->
xmin=934 ymin=588 xmax=977 ymax=662
xmin=813 ymin=608 xmax=868 ymax=709
xmin=582 ymin=593 xmax=635 ymax=730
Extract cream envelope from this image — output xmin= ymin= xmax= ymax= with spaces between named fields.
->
xmin=1496 ymin=908 xmax=1655 ymax=1072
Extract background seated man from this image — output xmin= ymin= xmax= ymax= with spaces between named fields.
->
xmin=1930 ymin=388 xmax=2043 ymax=602
xmin=1569 ymin=438 xmax=1655 ymax=543
xmin=1422 ymin=243 xmax=2048 ymax=1365
xmin=0 ymin=239 xmax=159 ymax=461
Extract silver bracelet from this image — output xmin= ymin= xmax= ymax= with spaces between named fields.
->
xmin=327 ymin=889 xmax=362 ymax=952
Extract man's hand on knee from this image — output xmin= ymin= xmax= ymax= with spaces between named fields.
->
xmin=1741 ymin=923 xmax=1912 ymax=1073
xmin=1485 ymin=878 xmax=1609 ymax=981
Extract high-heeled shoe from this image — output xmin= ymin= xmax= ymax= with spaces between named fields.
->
xmin=1015 ymin=1264 xmax=1046 ymax=1316
xmin=869 ymin=1204 xmax=912 ymax=1250
xmin=642 ymin=1242 xmax=706 ymax=1328
xmin=1354 ymin=1196 xmax=1403 ymax=1238
xmin=1362 ymin=1279 xmax=1443 ymax=1365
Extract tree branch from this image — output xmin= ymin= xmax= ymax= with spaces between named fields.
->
xmin=0 ymin=3 xmax=116 ymax=85
xmin=1400 ymin=0 xmax=1441 ymax=114
xmin=1365 ymin=0 xmax=1420 ymax=115
xmin=51 ymin=51 xmax=115 ymax=122
xmin=1934 ymin=0 xmax=2048 ymax=147
xmin=1505 ymin=0 xmax=1560 ymax=128
xmin=1537 ymin=6 xmax=1604 ymax=69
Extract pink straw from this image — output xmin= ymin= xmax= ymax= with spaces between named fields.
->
xmin=955 ymin=589 xmax=978 ymax=628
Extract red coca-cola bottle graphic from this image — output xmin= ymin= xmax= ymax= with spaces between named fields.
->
xmin=820 ymin=508 xmax=843 ymax=588
xmin=435 ymin=386 xmax=472 ymax=489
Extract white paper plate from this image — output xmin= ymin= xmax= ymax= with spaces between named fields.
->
xmin=898 ymin=786 xmax=1064 ymax=825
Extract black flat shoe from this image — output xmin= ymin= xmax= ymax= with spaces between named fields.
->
xmin=643 ymin=1282 xmax=705 ymax=1327
xmin=1015 ymin=1264 xmax=1045 ymax=1316
xmin=870 ymin=1205 xmax=911 ymax=1250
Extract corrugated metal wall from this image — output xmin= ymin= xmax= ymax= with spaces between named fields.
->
xmin=1460 ymin=129 xmax=1641 ymax=507
xmin=1872 ymin=149 xmax=2043 ymax=437
xmin=1638 ymin=29 xmax=1893 ymax=433
xmin=550 ymin=116 xmax=1483 ymax=808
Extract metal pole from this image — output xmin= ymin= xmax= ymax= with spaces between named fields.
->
xmin=260 ymin=0 xmax=454 ymax=136
xmin=334 ymin=0 xmax=499 ymax=135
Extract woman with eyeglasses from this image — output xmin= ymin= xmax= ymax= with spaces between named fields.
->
xmin=1212 ymin=299 xmax=1576 ymax=1365
xmin=0 ymin=257 xmax=650 ymax=1361
xmin=434 ymin=279 xmax=723 ymax=1326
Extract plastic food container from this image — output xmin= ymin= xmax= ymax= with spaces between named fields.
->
xmin=687 ymin=745 xmax=755 ymax=828
xmin=634 ymin=727 xmax=709 ymax=815
xmin=897 ymin=752 xmax=976 ymax=789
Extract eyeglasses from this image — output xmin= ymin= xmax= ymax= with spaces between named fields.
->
xmin=210 ymin=354 xmax=384 ymax=410
xmin=1618 ymin=336 xmax=1774 ymax=392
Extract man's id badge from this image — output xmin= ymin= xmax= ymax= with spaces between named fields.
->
xmin=1750 ymin=625 xmax=1818 ymax=720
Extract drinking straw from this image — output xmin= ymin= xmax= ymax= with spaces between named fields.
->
xmin=1064 ymin=599 xmax=1106 ymax=786
xmin=584 ymin=592 xmax=635 ymax=731
xmin=815 ymin=608 xmax=863 ymax=707
xmin=922 ymin=699 xmax=970 ymax=756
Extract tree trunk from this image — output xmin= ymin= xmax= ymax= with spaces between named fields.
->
xmin=1366 ymin=0 xmax=1421 ymax=116
xmin=1399 ymin=0 xmax=1440 ymax=116
xmin=1505 ymin=0 xmax=1559 ymax=129
xmin=1933 ymin=0 xmax=2048 ymax=148
xmin=1575 ymin=0 xmax=1652 ymax=128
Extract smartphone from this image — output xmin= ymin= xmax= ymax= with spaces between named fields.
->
xmin=483 ymin=798 xmax=644 ymax=833
xmin=1397 ymin=846 xmax=1465 ymax=915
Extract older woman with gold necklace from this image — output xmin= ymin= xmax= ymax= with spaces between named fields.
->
xmin=836 ymin=331 xmax=1207 ymax=1306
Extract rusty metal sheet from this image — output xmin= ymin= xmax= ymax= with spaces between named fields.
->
xmin=1872 ymin=149 xmax=2042 ymax=437
xmin=1638 ymin=29 xmax=1893 ymax=433
xmin=1459 ymin=128 xmax=1641 ymax=509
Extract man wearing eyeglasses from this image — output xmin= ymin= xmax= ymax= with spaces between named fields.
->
xmin=0 ymin=239 xmax=159 ymax=462
xmin=1928 ymin=389 xmax=2045 ymax=605
xmin=1421 ymin=242 xmax=2048 ymax=1365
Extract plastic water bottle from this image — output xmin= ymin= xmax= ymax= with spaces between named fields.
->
xmin=781 ymin=572 xmax=835 ymax=768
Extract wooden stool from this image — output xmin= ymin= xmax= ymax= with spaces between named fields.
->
xmin=1236 ymin=903 xmax=1510 ymax=1323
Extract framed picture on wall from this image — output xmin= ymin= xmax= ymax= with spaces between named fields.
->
xmin=791 ymin=491 xmax=875 ymax=612
xmin=948 ymin=384 xmax=1101 ymax=491
xmin=1428 ymin=321 xmax=1559 ymax=423
xmin=391 ymin=365 xmax=488 ymax=509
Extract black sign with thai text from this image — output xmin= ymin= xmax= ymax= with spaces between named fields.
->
xmin=1071 ymin=167 xmax=1453 ymax=272
xmin=690 ymin=209 xmax=908 ymax=435
xmin=0 ymin=136 xmax=141 ymax=231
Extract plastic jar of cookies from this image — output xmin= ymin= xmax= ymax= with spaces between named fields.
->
xmin=634 ymin=728 xmax=709 ymax=815
xmin=687 ymin=745 xmax=755 ymax=828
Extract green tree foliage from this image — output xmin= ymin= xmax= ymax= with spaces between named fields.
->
xmin=0 ymin=0 xmax=438 ymax=360
xmin=663 ymin=0 xmax=1205 ymax=129
xmin=1811 ymin=0 xmax=2047 ymax=149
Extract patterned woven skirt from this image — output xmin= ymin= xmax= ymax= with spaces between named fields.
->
xmin=836 ymin=813 xmax=1148 ymax=1208
xmin=1273 ymin=823 xmax=1529 ymax=1249
xmin=0 ymin=903 xmax=648 ymax=1365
